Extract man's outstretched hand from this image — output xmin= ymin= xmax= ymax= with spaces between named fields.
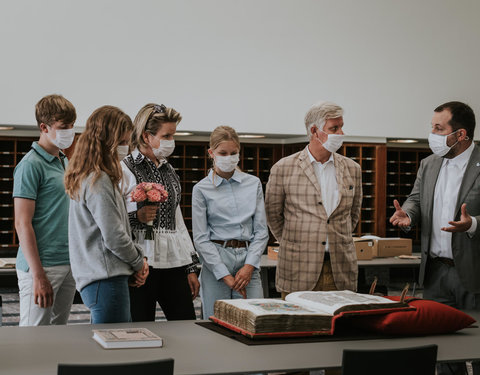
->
xmin=389 ymin=199 xmax=411 ymax=228
xmin=442 ymin=203 xmax=472 ymax=233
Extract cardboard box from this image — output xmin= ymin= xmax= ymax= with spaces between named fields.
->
xmin=353 ymin=237 xmax=412 ymax=259
xmin=267 ymin=246 xmax=279 ymax=260
xmin=353 ymin=238 xmax=374 ymax=260
xmin=374 ymin=238 xmax=412 ymax=257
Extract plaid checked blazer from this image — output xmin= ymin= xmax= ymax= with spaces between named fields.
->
xmin=265 ymin=147 xmax=362 ymax=293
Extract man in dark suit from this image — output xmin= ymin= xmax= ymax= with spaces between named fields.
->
xmin=391 ymin=101 xmax=480 ymax=375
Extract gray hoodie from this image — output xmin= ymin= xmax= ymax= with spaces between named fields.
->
xmin=69 ymin=172 xmax=144 ymax=291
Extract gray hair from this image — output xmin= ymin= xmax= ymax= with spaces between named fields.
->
xmin=304 ymin=101 xmax=344 ymax=138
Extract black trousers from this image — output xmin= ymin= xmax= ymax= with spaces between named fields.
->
xmin=425 ymin=258 xmax=480 ymax=375
xmin=129 ymin=266 xmax=196 ymax=322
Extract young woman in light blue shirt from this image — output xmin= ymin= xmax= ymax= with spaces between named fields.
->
xmin=192 ymin=126 xmax=269 ymax=319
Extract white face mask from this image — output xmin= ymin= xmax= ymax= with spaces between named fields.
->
xmin=428 ymin=130 xmax=459 ymax=157
xmin=215 ymin=154 xmax=240 ymax=173
xmin=152 ymin=139 xmax=175 ymax=159
xmin=47 ymin=127 xmax=75 ymax=149
xmin=316 ymin=129 xmax=344 ymax=153
xmin=117 ymin=145 xmax=129 ymax=161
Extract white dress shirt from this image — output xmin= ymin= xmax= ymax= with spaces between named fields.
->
xmin=307 ymin=146 xmax=339 ymax=251
xmin=430 ymin=142 xmax=477 ymax=258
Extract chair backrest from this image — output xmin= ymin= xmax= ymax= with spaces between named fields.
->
xmin=341 ymin=344 xmax=438 ymax=375
xmin=58 ymin=358 xmax=174 ymax=375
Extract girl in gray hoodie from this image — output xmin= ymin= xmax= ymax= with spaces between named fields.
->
xmin=65 ymin=105 xmax=149 ymax=323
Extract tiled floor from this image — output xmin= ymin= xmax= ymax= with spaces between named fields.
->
xmin=1 ymin=285 xmax=417 ymax=326
xmin=0 ymin=287 xmax=202 ymax=326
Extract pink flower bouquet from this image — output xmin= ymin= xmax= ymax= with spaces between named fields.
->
xmin=131 ymin=182 xmax=168 ymax=240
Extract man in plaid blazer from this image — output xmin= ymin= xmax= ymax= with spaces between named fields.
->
xmin=265 ymin=101 xmax=362 ymax=296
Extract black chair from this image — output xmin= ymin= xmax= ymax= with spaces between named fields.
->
xmin=58 ymin=358 xmax=174 ymax=375
xmin=341 ymin=344 xmax=437 ymax=375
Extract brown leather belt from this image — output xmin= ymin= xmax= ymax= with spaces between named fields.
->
xmin=432 ymin=256 xmax=455 ymax=267
xmin=212 ymin=239 xmax=249 ymax=248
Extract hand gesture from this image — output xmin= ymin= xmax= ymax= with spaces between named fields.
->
xmin=389 ymin=200 xmax=411 ymax=227
xmin=442 ymin=203 xmax=473 ymax=233
xmin=137 ymin=205 xmax=158 ymax=224
xmin=33 ymin=273 xmax=54 ymax=308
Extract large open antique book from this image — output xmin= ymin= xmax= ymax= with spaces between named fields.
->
xmin=211 ymin=290 xmax=412 ymax=338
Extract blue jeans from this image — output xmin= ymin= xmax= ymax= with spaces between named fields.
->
xmin=200 ymin=244 xmax=263 ymax=319
xmin=80 ymin=275 xmax=131 ymax=324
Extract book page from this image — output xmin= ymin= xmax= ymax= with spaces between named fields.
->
xmin=217 ymin=298 xmax=327 ymax=316
xmin=285 ymin=290 xmax=397 ymax=315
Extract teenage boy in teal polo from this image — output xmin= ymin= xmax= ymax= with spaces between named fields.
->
xmin=14 ymin=94 xmax=77 ymax=326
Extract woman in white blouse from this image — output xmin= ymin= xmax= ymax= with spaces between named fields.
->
xmin=121 ymin=103 xmax=200 ymax=321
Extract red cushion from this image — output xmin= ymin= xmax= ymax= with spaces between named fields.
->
xmin=351 ymin=296 xmax=476 ymax=335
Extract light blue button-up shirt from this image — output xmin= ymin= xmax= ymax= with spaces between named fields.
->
xmin=192 ymin=169 xmax=269 ymax=280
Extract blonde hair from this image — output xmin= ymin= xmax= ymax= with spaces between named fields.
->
xmin=209 ymin=125 xmax=240 ymax=151
xmin=209 ymin=126 xmax=241 ymax=182
xmin=64 ymin=105 xmax=133 ymax=200
xmin=35 ymin=94 xmax=76 ymax=127
xmin=130 ymin=103 xmax=182 ymax=149
xmin=304 ymin=101 xmax=343 ymax=137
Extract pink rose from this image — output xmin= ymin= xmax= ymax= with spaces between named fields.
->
xmin=143 ymin=183 xmax=153 ymax=192
xmin=147 ymin=189 xmax=162 ymax=202
xmin=161 ymin=189 xmax=168 ymax=200
xmin=131 ymin=188 xmax=147 ymax=202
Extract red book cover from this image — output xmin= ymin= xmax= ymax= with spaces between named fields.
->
xmin=211 ymin=292 xmax=415 ymax=339
xmin=211 ymin=306 xmax=414 ymax=339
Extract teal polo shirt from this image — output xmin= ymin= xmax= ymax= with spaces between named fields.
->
xmin=13 ymin=142 xmax=70 ymax=272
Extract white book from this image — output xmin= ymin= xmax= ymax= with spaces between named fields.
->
xmin=92 ymin=328 xmax=163 ymax=349
xmin=0 ymin=258 xmax=16 ymax=269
